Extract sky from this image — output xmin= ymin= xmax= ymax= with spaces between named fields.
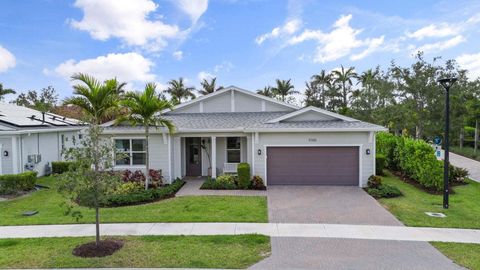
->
xmin=1 ymin=0 xmax=480 ymax=102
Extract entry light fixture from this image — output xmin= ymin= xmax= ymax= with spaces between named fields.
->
xmin=257 ymin=149 xmax=262 ymax=155
xmin=366 ymin=149 xmax=371 ymax=155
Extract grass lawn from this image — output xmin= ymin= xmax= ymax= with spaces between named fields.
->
xmin=0 ymin=234 xmax=270 ymax=269
xmin=0 ymin=176 xmax=268 ymax=225
xmin=431 ymin=242 xmax=480 ymax=270
xmin=451 ymin=146 xmax=480 ymax=161
xmin=377 ymin=172 xmax=480 ymax=229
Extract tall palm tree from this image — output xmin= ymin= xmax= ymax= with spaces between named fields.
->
xmin=0 ymin=83 xmax=16 ymax=101
xmin=311 ymin=70 xmax=331 ymax=109
xmin=198 ymin=77 xmax=223 ymax=95
xmin=303 ymin=81 xmax=319 ymax=107
xmin=332 ymin=65 xmax=357 ymax=108
xmin=272 ymin=79 xmax=298 ymax=102
xmin=63 ymin=73 xmax=123 ymax=246
xmin=256 ymin=86 xmax=275 ymax=98
xmin=116 ymin=83 xmax=175 ymax=189
xmin=164 ymin=78 xmax=195 ymax=105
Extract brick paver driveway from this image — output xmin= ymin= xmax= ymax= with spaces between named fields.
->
xmin=251 ymin=185 xmax=463 ymax=270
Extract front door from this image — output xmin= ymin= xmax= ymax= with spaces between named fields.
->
xmin=186 ymin=137 xmax=202 ymax=176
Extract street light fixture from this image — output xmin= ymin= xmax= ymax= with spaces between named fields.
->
xmin=437 ymin=77 xmax=457 ymax=209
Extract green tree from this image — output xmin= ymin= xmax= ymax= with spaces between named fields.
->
xmin=332 ymin=65 xmax=357 ymax=109
xmin=256 ymin=86 xmax=275 ymax=98
xmin=116 ymin=83 xmax=175 ymax=189
xmin=62 ymin=73 xmax=123 ymax=246
xmin=165 ymin=78 xmax=195 ymax=105
xmin=272 ymin=79 xmax=298 ymax=102
xmin=303 ymin=81 xmax=322 ymax=107
xmin=0 ymin=83 xmax=16 ymax=101
xmin=198 ymin=77 xmax=223 ymax=95
xmin=466 ymin=95 xmax=480 ymax=153
xmin=14 ymin=86 xmax=58 ymax=112
xmin=311 ymin=70 xmax=331 ymax=109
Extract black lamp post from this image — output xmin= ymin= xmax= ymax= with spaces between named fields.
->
xmin=437 ymin=77 xmax=457 ymax=209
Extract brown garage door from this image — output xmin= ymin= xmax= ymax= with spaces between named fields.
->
xmin=267 ymin=146 xmax=359 ymax=186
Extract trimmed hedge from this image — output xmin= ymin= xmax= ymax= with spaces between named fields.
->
xmin=237 ymin=163 xmax=251 ymax=189
xmin=375 ymin=154 xmax=386 ymax=175
xmin=0 ymin=171 xmax=38 ymax=195
xmin=52 ymin=161 xmax=79 ymax=174
xmin=201 ymin=178 xmax=237 ymax=190
xmin=99 ymin=179 xmax=185 ymax=207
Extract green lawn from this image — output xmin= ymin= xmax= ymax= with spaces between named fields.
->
xmin=451 ymin=146 xmax=480 ymax=161
xmin=377 ymin=172 xmax=480 ymax=229
xmin=431 ymin=242 xmax=480 ymax=270
xmin=0 ymin=234 xmax=270 ymax=269
xmin=0 ymin=176 xmax=268 ymax=225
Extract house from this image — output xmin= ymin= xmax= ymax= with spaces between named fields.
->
xmin=103 ymin=86 xmax=387 ymax=187
xmin=0 ymin=103 xmax=83 ymax=176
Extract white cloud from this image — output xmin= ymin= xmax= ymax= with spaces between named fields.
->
xmin=457 ymin=52 xmax=480 ymax=80
xmin=406 ymin=23 xmax=459 ymax=40
xmin=175 ymin=0 xmax=208 ymax=24
xmin=51 ymin=52 xmax=156 ymax=84
xmin=255 ymin=19 xmax=302 ymax=44
xmin=287 ymin=14 xmax=384 ymax=63
xmin=70 ymin=0 xmax=180 ymax=52
xmin=173 ymin=50 xmax=183 ymax=60
xmin=414 ymin=35 xmax=465 ymax=54
xmin=213 ymin=61 xmax=234 ymax=73
xmin=0 ymin=45 xmax=16 ymax=73
xmin=197 ymin=71 xmax=215 ymax=81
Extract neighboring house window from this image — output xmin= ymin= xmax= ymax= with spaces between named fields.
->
xmin=226 ymin=137 xmax=241 ymax=163
xmin=115 ymin=139 xmax=146 ymax=166
xmin=61 ymin=134 xmax=65 ymax=150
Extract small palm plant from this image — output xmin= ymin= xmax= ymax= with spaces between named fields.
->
xmin=117 ymin=83 xmax=175 ymax=189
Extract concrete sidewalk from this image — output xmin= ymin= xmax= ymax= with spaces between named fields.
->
xmin=1 ymin=222 xmax=479 ymax=243
xmin=450 ymin=152 xmax=480 ymax=182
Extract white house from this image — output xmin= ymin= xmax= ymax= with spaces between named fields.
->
xmin=0 ymin=103 xmax=83 ymax=176
xmin=103 ymin=86 xmax=387 ymax=187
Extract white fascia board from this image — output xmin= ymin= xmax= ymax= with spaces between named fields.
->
xmin=0 ymin=127 xmax=84 ymax=135
xmin=267 ymin=106 xmax=358 ymax=123
xmin=244 ymin=127 xmax=388 ymax=132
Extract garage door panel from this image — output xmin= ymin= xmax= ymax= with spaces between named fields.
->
xmin=267 ymin=147 xmax=359 ymax=186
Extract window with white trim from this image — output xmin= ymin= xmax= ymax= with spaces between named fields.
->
xmin=115 ymin=139 xmax=146 ymax=166
xmin=226 ymin=137 xmax=241 ymax=163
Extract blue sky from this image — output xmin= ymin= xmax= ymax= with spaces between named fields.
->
xmin=1 ymin=0 xmax=480 ymax=102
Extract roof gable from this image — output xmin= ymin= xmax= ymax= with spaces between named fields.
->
xmin=166 ymin=86 xmax=299 ymax=114
xmin=267 ymin=106 xmax=357 ymax=123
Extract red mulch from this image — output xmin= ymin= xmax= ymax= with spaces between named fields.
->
xmin=72 ymin=239 xmax=124 ymax=257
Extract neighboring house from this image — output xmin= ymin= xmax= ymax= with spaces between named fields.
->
xmin=103 ymin=86 xmax=386 ymax=187
xmin=0 ymin=103 xmax=83 ymax=176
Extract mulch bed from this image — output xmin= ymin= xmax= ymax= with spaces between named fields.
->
xmin=391 ymin=171 xmax=466 ymax=195
xmin=72 ymin=239 xmax=124 ymax=257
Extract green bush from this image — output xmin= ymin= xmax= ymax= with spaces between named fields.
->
xmin=52 ymin=161 xmax=79 ymax=174
xmin=201 ymin=178 xmax=237 ymax=190
xmin=216 ymin=174 xmax=236 ymax=186
xmin=99 ymin=179 xmax=185 ymax=207
xmin=375 ymin=154 xmax=386 ymax=175
xmin=0 ymin=171 xmax=38 ymax=195
xmin=449 ymin=164 xmax=469 ymax=184
xmin=237 ymin=163 xmax=251 ymax=189
xmin=112 ymin=182 xmax=144 ymax=195
xmin=367 ymin=184 xmax=402 ymax=198
xmin=367 ymin=175 xmax=382 ymax=189
xmin=251 ymin=175 xmax=265 ymax=189
xmin=376 ymin=132 xmax=443 ymax=191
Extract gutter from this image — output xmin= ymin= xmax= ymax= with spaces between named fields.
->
xmin=0 ymin=127 xmax=84 ymax=135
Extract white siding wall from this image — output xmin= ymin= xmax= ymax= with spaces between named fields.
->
xmin=235 ymin=92 xmax=262 ymax=112
xmin=148 ymin=134 xmax=170 ymax=182
xmin=203 ymin=92 xmax=231 ymax=112
xmin=252 ymin=132 xmax=374 ymax=187
xmin=0 ymin=138 xmax=13 ymax=174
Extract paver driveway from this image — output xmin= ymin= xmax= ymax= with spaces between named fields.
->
xmin=251 ymin=185 xmax=463 ymax=270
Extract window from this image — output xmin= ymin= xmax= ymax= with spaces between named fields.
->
xmin=226 ymin=137 xmax=241 ymax=163
xmin=115 ymin=139 xmax=146 ymax=166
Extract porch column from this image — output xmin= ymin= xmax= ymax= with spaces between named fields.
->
xmin=211 ymin=136 xmax=217 ymax=178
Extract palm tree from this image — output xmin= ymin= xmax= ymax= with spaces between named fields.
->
xmin=117 ymin=83 xmax=175 ymax=189
xmin=63 ymin=73 xmax=123 ymax=247
xmin=311 ymin=70 xmax=331 ymax=109
xmin=0 ymin=83 xmax=16 ymax=101
xmin=164 ymin=78 xmax=195 ymax=105
xmin=256 ymin=86 xmax=275 ymax=98
xmin=198 ymin=77 xmax=223 ymax=95
xmin=272 ymin=79 xmax=298 ymax=102
xmin=303 ymin=81 xmax=319 ymax=107
xmin=332 ymin=65 xmax=357 ymax=108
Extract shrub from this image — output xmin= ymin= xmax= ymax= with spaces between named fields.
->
xmin=0 ymin=171 xmax=38 ymax=195
xmin=251 ymin=175 xmax=265 ymax=189
xmin=131 ymin=170 xmax=146 ymax=183
xmin=52 ymin=161 xmax=78 ymax=174
xmin=449 ymin=164 xmax=469 ymax=184
xmin=237 ymin=163 xmax=251 ymax=189
xmin=367 ymin=175 xmax=382 ymax=189
xmin=201 ymin=178 xmax=236 ymax=190
xmin=112 ymin=182 xmax=144 ymax=195
xmin=148 ymin=169 xmax=163 ymax=188
xmin=367 ymin=184 xmax=402 ymax=198
xmin=216 ymin=174 xmax=236 ymax=185
xmin=375 ymin=154 xmax=386 ymax=175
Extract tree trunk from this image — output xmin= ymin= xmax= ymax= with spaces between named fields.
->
xmin=475 ymin=119 xmax=479 ymax=154
xmin=460 ymin=128 xmax=464 ymax=149
xmin=145 ymin=126 xmax=150 ymax=190
xmin=95 ymin=206 xmax=100 ymax=245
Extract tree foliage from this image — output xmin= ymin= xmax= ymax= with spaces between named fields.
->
xmin=14 ymin=86 xmax=58 ymax=112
